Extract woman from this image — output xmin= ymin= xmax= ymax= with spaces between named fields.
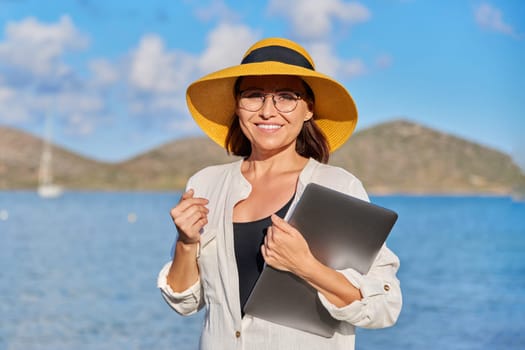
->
xmin=157 ymin=37 xmax=402 ymax=349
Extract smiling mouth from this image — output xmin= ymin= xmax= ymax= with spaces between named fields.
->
xmin=256 ymin=124 xmax=282 ymax=130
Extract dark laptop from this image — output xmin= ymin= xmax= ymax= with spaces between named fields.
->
xmin=243 ymin=183 xmax=398 ymax=337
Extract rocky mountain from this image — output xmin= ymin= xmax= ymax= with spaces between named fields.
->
xmin=1 ymin=120 xmax=524 ymax=194
xmin=330 ymin=120 xmax=525 ymax=194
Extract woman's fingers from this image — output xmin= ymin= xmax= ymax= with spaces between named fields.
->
xmin=264 ymin=226 xmax=273 ymax=248
xmin=171 ymin=197 xmax=209 ymax=216
xmin=180 ymin=188 xmax=194 ymax=201
xmin=270 ymin=214 xmax=297 ymax=236
xmin=261 ymin=242 xmax=269 ymax=260
xmin=174 ymin=207 xmax=207 ymax=231
xmin=170 ymin=204 xmax=208 ymax=236
xmin=170 ymin=189 xmax=209 ymax=243
xmin=263 ymin=215 xmax=313 ymax=274
xmin=171 ymin=189 xmax=209 ymax=218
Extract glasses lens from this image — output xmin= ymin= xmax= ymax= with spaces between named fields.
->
xmin=239 ymin=90 xmax=264 ymax=112
xmin=274 ymin=92 xmax=299 ymax=113
xmin=238 ymin=90 xmax=300 ymax=113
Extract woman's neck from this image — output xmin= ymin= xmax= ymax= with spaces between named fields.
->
xmin=243 ymin=150 xmax=309 ymax=179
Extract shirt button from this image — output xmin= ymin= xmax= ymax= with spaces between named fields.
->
xmin=383 ymin=284 xmax=390 ymax=292
xmin=235 ymin=331 xmax=241 ymax=338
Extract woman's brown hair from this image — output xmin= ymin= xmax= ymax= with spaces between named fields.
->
xmin=225 ymin=78 xmax=330 ymax=163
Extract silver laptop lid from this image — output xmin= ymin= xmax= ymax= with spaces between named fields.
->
xmin=244 ymin=183 xmax=398 ymax=337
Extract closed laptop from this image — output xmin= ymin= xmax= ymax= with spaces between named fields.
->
xmin=243 ymin=183 xmax=398 ymax=337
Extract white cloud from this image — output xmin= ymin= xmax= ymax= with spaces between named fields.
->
xmin=268 ymin=0 xmax=370 ymax=40
xmin=123 ymin=23 xmax=259 ymax=126
xmin=266 ymin=1 xmax=371 ymax=80
xmin=307 ymin=42 xmax=340 ymax=77
xmin=0 ymin=16 xmax=106 ymax=135
xmin=167 ymin=115 xmax=203 ymax=134
xmin=0 ymin=85 xmax=15 ymax=105
xmin=64 ymin=112 xmax=95 ymax=135
xmin=0 ymin=15 xmax=89 ymax=78
xmin=22 ymin=87 xmax=104 ymax=136
xmin=127 ymin=92 xmax=187 ymax=119
xmin=308 ymin=42 xmax=366 ymax=78
xmin=474 ymin=3 xmax=518 ymax=38
xmin=1 ymin=8 xmax=377 ymax=143
xmin=124 ymin=33 xmax=200 ymax=124
xmin=55 ymin=91 xmax=104 ymax=115
xmin=0 ymin=84 xmax=31 ymax=123
xmin=0 ymin=15 xmax=229 ymax=139
xmin=89 ymin=59 xmax=119 ymax=86
xmin=129 ymin=34 xmax=181 ymax=93
xmin=341 ymin=58 xmax=366 ymax=77
xmin=198 ymin=22 xmax=260 ymax=72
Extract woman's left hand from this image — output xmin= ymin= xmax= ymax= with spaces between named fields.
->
xmin=263 ymin=214 xmax=363 ymax=307
xmin=261 ymin=214 xmax=314 ymax=275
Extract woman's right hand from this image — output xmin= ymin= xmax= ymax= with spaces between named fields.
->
xmin=170 ymin=189 xmax=209 ymax=244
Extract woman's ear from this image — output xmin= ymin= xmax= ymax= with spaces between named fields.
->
xmin=304 ymin=110 xmax=313 ymax=122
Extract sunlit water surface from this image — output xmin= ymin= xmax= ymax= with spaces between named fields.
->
xmin=1 ymin=192 xmax=523 ymax=349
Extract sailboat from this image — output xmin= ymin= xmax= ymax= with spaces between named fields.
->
xmin=38 ymin=114 xmax=63 ymax=198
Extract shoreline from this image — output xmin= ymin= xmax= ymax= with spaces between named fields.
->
xmin=0 ymin=188 xmax=520 ymax=198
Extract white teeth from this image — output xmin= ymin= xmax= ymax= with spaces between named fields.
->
xmin=257 ymin=124 xmax=281 ymax=130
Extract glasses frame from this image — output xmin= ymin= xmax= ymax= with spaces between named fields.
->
xmin=237 ymin=89 xmax=305 ymax=113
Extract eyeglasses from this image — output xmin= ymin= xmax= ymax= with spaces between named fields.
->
xmin=238 ymin=89 xmax=304 ymax=113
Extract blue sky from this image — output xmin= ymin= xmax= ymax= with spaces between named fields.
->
xmin=1 ymin=0 xmax=524 ymax=167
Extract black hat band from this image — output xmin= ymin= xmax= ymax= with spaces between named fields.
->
xmin=241 ymin=45 xmax=314 ymax=70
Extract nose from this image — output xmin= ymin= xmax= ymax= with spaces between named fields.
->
xmin=260 ymin=94 xmax=278 ymax=118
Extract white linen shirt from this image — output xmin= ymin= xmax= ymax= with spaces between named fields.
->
xmin=157 ymin=158 xmax=402 ymax=350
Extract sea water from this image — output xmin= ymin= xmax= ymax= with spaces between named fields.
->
xmin=0 ymin=191 xmax=524 ymax=349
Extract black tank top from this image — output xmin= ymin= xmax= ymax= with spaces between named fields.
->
xmin=233 ymin=197 xmax=294 ymax=316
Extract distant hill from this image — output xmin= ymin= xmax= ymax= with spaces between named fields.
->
xmin=331 ymin=120 xmax=525 ymax=194
xmin=0 ymin=126 xmax=117 ymax=190
xmin=1 ymin=120 xmax=524 ymax=194
xmin=115 ymin=137 xmax=238 ymax=190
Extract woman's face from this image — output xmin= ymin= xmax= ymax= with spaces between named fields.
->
xmin=235 ymin=75 xmax=313 ymax=157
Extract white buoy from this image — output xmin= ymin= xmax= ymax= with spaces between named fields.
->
xmin=0 ymin=209 xmax=8 ymax=221
xmin=127 ymin=212 xmax=137 ymax=223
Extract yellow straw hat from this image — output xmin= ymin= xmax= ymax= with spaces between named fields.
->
xmin=186 ymin=37 xmax=358 ymax=152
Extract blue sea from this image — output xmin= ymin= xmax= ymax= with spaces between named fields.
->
xmin=0 ymin=191 xmax=524 ymax=350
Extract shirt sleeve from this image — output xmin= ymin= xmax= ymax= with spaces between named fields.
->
xmin=317 ymin=244 xmax=402 ymax=328
xmin=157 ymin=261 xmax=204 ymax=316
